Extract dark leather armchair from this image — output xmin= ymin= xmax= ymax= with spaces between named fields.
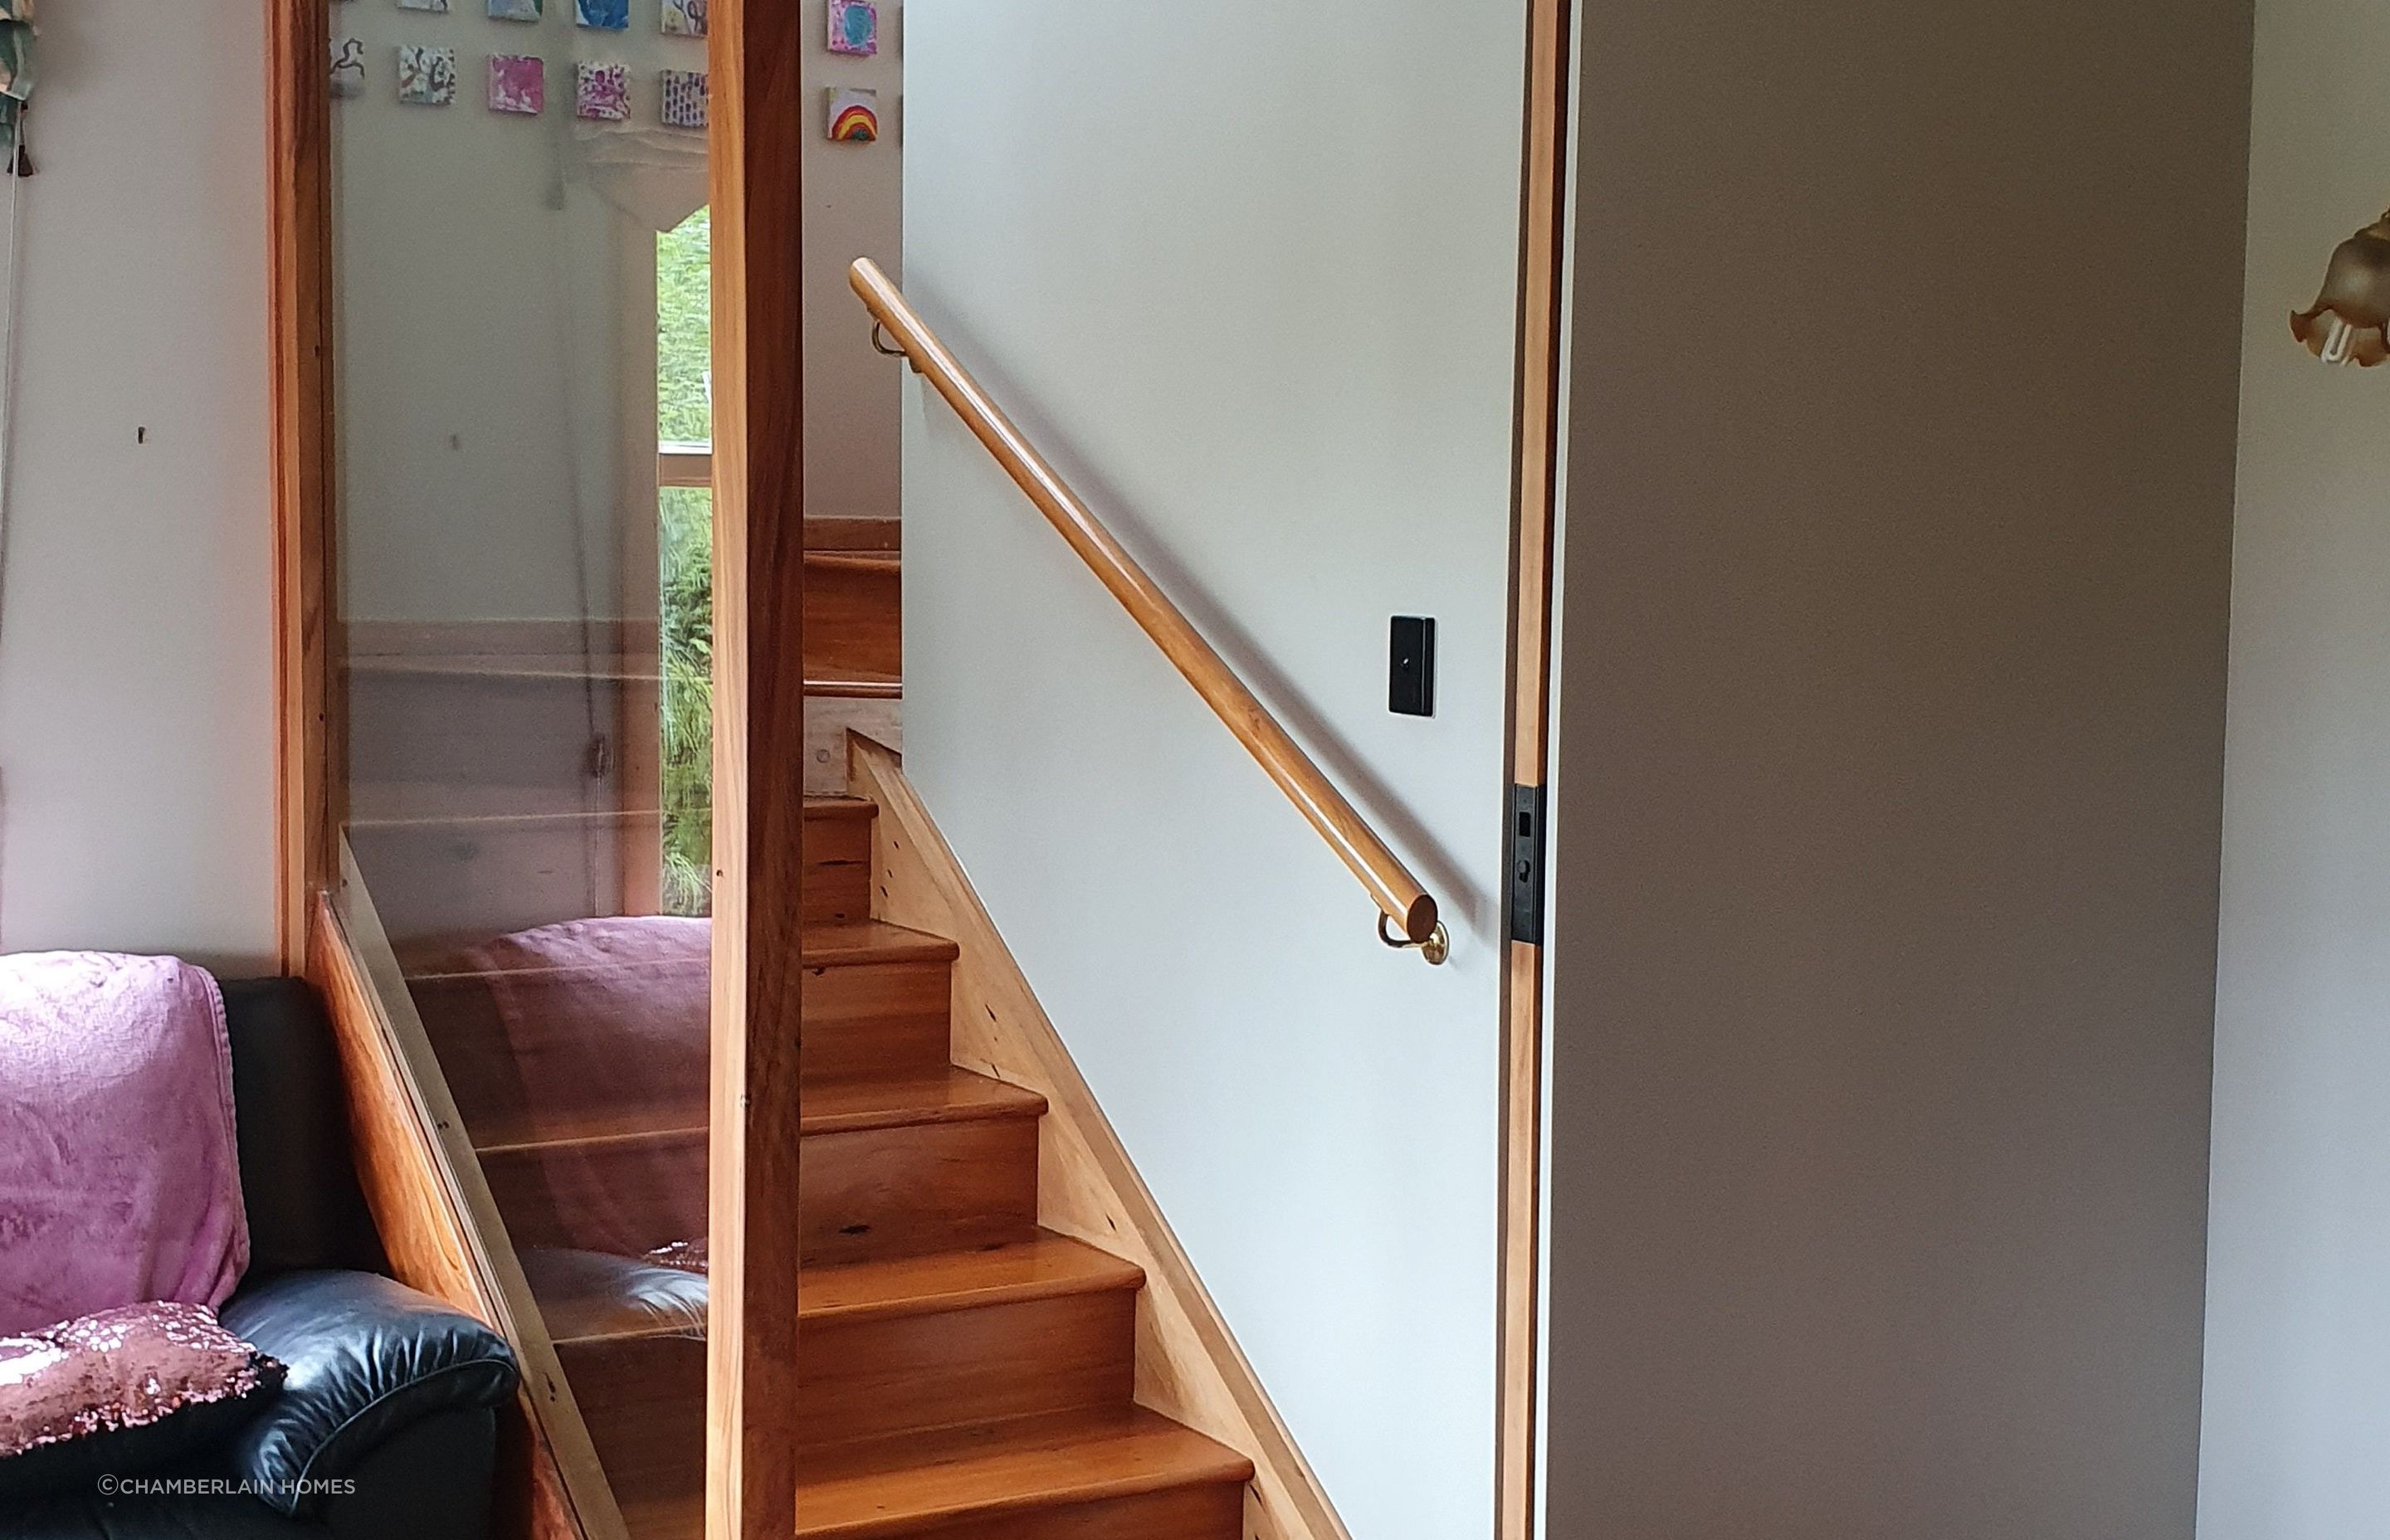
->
xmin=11 ymin=979 xmax=519 ymax=1539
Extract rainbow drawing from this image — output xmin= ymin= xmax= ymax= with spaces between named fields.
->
xmin=827 ymin=87 xmax=879 ymax=143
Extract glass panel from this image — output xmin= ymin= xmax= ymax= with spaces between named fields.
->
xmin=329 ymin=12 xmax=714 ymax=1532
xmin=658 ymin=211 xmax=714 ymax=919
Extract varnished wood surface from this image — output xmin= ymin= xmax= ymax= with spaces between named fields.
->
xmin=314 ymin=882 xmax=628 ymax=1540
xmin=796 ymin=1233 xmax=1140 ymax=1321
xmin=804 ymin=552 xmax=901 ymax=576
xmin=589 ymin=1408 xmax=1254 ymax=1540
xmin=799 ymin=1067 xmax=1046 ymax=1135
xmin=269 ymin=0 xmax=335 ymax=973
xmin=537 ymin=1235 xmax=1132 ymax=1353
xmin=404 ymin=918 xmax=957 ymax=1162
xmin=457 ymin=1068 xmax=1039 ymax=1159
xmin=802 ymin=674 xmax=904 ymax=701
xmin=802 ymin=549 xmax=901 ymax=681
xmin=713 ymin=8 xmax=814 ymax=1503
xmin=802 ymin=518 xmax=900 ymax=553
xmin=847 ymin=737 xmax=1349 ymax=1540
xmin=798 ymin=1114 xmax=1041 ymax=1268
xmin=312 ymin=895 xmax=483 ymax=1313
xmin=846 ymin=260 xmax=1441 ymax=949
xmin=471 ymin=1081 xmax=1041 ymax=1270
xmin=564 ymin=1250 xmax=1141 ymax=1500
xmin=797 ymin=1407 xmax=1252 ymax=1540
xmin=1498 ymin=0 xmax=1572 ymax=1533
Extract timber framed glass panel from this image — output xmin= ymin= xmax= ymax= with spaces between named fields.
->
xmin=328 ymin=8 xmax=716 ymax=1533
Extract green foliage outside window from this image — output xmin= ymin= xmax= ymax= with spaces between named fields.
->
xmin=658 ymin=211 xmax=714 ymax=916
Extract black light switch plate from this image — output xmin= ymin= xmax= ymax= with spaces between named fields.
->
xmin=1389 ymin=616 xmax=1436 ymax=717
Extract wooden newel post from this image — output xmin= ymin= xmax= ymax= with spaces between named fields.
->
xmin=705 ymin=2 xmax=807 ymax=1537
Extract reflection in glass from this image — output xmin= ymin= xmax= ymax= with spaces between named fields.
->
xmin=329 ymin=9 xmax=717 ymax=1528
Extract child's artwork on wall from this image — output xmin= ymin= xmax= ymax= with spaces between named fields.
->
xmin=487 ymin=0 xmax=542 ymax=21
xmin=398 ymin=45 xmax=457 ymax=105
xmin=576 ymin=61 xmax=630 ymax=119
xmin=396 ymin=0 xmax=450 ymax=12
xmin=827 ymin=86 xmax=878 ymax=142
xmin=660 ymin=69 xmax=708 ymax=129
xmin=827 ymin=0 xmax=877 ymax=56
xmin=661 ymin=0 xmax=707 ymax=39
xmin=330 ymin=38 xmax=368 ymax=99
xmin=575 ymin=0 xmax=629 ymax=30
xmin=489 ymin=54 xmax=545 ymax=114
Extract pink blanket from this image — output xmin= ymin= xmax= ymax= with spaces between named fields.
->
xmin=0 ymin=953 xmax=249 ymax=1334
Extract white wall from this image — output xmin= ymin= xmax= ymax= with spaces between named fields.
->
xmin=0 ymin=0 xmax=276 ymax=972
xmin=1545 ymin=0 xmax=2251 ymax=1533
xmin=903 ymin=7 xmax=1522 ymax=1536
xmin=801 ymin=0 xmax=900 ymax=524
xmin=2200 ymin=1 xmax=2390 ymax=1531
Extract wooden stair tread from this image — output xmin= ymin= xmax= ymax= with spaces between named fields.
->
xmin=802 ymin=1068 xmax=1046 ymax=1133
xmin=802 ymin=1234 xmax=1143 ymax=1323
xmin=354 ymin=797 xmax=868 ymax=838
xmin=534 ymin=1233 xmax=1140 ymax=1348
xmin=793 ymin=1408 xmax=1254 ymax=1539
xmin=805 ymin=671 xmax=903 ymax=700
xmin=470 ymin=1067 xmax=1042 ymax=1153
xmin=404 ymin=919 xmax=951 ymax=983
xmin=804 ymin=550 xmax=902 ymax=576
xmin=797 ymin=921 xmax=958 ymax=967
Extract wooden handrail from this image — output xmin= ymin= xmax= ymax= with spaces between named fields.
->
xmin=850 ymin=257 xmax=1447 ymax=962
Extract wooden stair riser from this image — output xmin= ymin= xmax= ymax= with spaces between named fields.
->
xmin=601 ymin=1470 xmax=1251 ymax=1539
xmin=805 ymin=553 xmax=902 ymax=681
xmin=479 ymin=1114 xmax=1039 ymax=1265
xmin=611 ymin=1467 xmax=1241 ymax=1540
xmin=558 ymin=1285 xmax=1136 ymax=1503
xmin=802 ymin=1116 xmax=1042 ymax=1266
xmin=354 ymin=803 xmax=874 ymax=949
xmin=798 ymin=1288 xmax=1137 ymax=1447
xmin=838 ymin=1484 xmax=1247 ymax=1540
xmin=412 ymin=955 xmax=944 ymax=1141
xmin=798 ymin=957 xmax=954 ymax=1082
xmin=798 ymin=811 xmax=876 ymax=925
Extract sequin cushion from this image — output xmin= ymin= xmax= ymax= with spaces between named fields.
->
xmin=0 ymin=1302 xmax=285 ymax=1497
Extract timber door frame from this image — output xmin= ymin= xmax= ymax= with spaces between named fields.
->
xmin=268 ymin=0 xmax=334 ymax=976
xmin=1498 ymin=1 xmax=1572 ymax=1538
xmin=267 ymin=2 xmax=809 ymax=1535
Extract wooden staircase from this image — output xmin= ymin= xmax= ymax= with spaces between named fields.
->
xmin=402 ymin=796 xmax=1255 ymax=1538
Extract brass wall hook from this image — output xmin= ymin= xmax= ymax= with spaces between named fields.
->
xmin=870 ymin=320 xmax=917 ymax=369
xmin=1378 ymin=912 xmax=1451 ymax=966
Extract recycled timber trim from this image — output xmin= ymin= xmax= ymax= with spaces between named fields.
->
xmin=706 ymin=2 xmax=808 ymax=1537
xmin=847 ymin=734 xmax=1352 ymax=1540
xmin=312 ymin=857 xmax=629 ymax=1540
xmin=268 ymin=0 xmax=336 ymax=974
xmin=1499 ymin=0 xmax=1573 ymax=1535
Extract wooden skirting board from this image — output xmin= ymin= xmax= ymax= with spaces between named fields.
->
xmin=310 ymin=864 xmax=626 ymax=1540
xmin=846 ymin=733 xmax=1354 ymax=1540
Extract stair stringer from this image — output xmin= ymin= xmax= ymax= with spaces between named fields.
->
xmin=846 ymin=733 xmax=1354 ymax=1540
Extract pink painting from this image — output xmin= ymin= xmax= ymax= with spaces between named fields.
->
xmin=827 ymin=0 xmax=876 ymax=56
xmin=489 ymin=54 xmax=544 ymax=115
xmin=576 ymin=61 xmax=629 ymax=121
